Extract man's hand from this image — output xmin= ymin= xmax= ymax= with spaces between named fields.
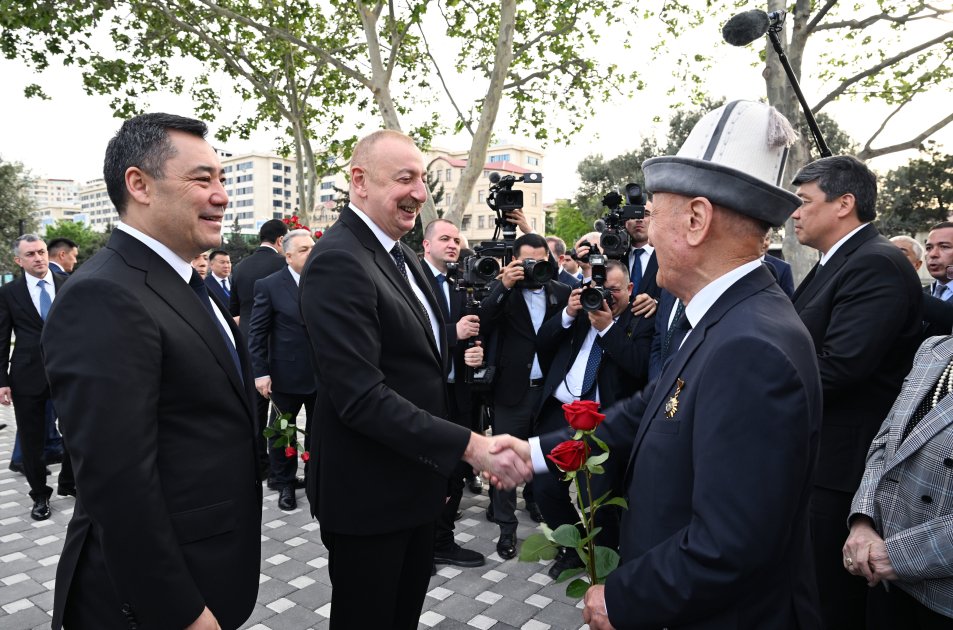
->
xmin=506 ymin=209 xmax=533 ymax=234
xmin=456 ymin=314 xmax=480 ymax=340
xmin=255 ymin=376 xmax=272 ymax=399
xmin=464 ymin=340 xmax=483 ymax=368
xmin=0 ymin=387 xmax=10 ymax=406
xmin=185 ymin=607 xmax=221 ymax=630
xmin=572 ymin=238 xmax=593 ymax=276
xmin=464 ymin=433 xmax=532 ymax=490
xmin=844 ymin=516 xmax=893 ymax=585
xmin=582 ymin=585 xmax=615 ymax=629
xmin=566 ymin=288 xmax=583 ymax=318
xmin=588 ymin=298 xmax=613 ymax=331
xmin=629 ymin=292 xmax=657 ymax=318
xmin=500 ymin=260 xmax=525 ymax=289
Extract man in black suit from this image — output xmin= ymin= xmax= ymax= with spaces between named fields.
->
xmin=0 ymin=235 xmax=74 ymax=520
xmin=920 ymin=222 xmax=953 ymax=340
xmin=229 ymin=218 xmax=288 ymax=478
xmin=480 ymin=232 xmax=571 ymax=559
xmin=42 ymin=113 xmax=261 ymax=630
xmin=205 ymin=249 xmax=232 ymax=306
xmin=420 ymin=218 xmax=486 ymax=569
xmin=48 ymin=237 xmax=79 ymax=275
xmin=791 ymin=155 xmax=923 ymax=629
xmin=533 ymin=258 xmax=654 ymax=578
xmin=248 ymin=229 xmax=316 ymax=512
xmin=547 ymin=235 xmax=582 ymax=289
xmin=299 ymin=129 xmax=531 ymax=629
xmin=622 ymin=207 xmax=661 ymax=301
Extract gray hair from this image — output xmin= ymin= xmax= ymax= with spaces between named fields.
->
xmin=13 ymin=234 xmax=44 ymax=257
xmin=283 ymin=229 xmax=313 ymax=251
xmin=889 ymin=235 xmax=923 ymax=260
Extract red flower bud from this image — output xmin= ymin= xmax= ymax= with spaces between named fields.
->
xmin=314 ymin=230 xmax=323 ymax=239
xmin=284 ymin=446 xmax=296 ymax=458
xmin=562 ymin=400 xmax=605 ymax=431
xmin=546 ymin=440 xmax=588 ymax=472
xmin=300 ymin=451 xmax=310 ymax=462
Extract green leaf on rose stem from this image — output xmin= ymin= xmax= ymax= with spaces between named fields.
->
xmin=572 ymin=429 xmax=584 ymax=440
xmin=519 ymin=533 xmax=558 ymax=561
xmin=589 ymin=433 xmax=609 ymax=452
xmin=594 ymin=545 xmax=620 ymax=579
xmin=588 ymin=489 xmax=612 ymax=509
xmin=561 ymin=470 xmax=578 ymax=482
xmin=262 ymin=427 xmax=276 ymax=438
xmin=555 ymin=563 xmax=587 ymax=583
xmin=278 ymin=418 xmax=288 ymax=431
xmin=540 ymin=522 xmax=556 ymax=542
xmin=551 ymin=524 xmax=582 ymax=548
xmin=578 ymin=527 xmax=603 ymax=546
xmin=587 ymin=452 xmax=609 ymax=468
xmin=602 ymin=497 xmax=629 ymax=510
xmin=566 ymin=577 xmax=590 ymax=598
xmin=273 ymin=436 xmax=289 ymax=448
xmin=588 ymin=464 xmax=605 ymax=475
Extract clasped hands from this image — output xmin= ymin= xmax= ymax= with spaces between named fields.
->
xmin=464 ymin=433 xmax=532 ymax=490
xmin=843 ymin=516 xmax=898 ymax=586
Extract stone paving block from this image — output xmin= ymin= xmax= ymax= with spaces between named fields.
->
xmin=483 ymin=597 xmax=540 ymax=628
xmin=530 ymin=600 xmax=584 ymax=628
xmin=3 ymin=604 xmax=49 ymax=628
xmin=430 ymin=593 xmax=490 ymax=624
xmin=260 ymin=600 xmax=321 ymax=629
xmin=255 ymin=574 xmax=298 ymax=603
xmin=283 ymin=580 xmax=331 ymax=609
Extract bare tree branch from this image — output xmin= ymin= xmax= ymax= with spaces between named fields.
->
xmin=813 ymin=28 xmax=953 ymax=112
xmin=858 ymin=111 xmax=953 ymax=160
xmin=864 ymin=100 xmax=910 ymax=152
xmin=804 ymin=0 xmax=836 ymax=35
xmin=816 ymin=4 xmax=951 ymax=31
xmin=415 ymin=17 xmax=474 ymax=136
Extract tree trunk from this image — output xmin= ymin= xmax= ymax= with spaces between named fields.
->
xmin=442 ymin=0 xmax=517 ymax=228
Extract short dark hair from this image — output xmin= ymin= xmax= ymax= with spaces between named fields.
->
xmin=259 ymin=219 xmax=289 ymax=244
xmin=792 ymin=155 xmax=878 ymax=222
xmin=47 ymin=237 xmax=78 ymax=256
xmin=423 ymin=218 xmax=457 ymax=241
xmin=546 ymin=236 xmax=566 ymax=257
xmin=103 ymin=113 xmax=208 ymax=217
xmin=514 ymin=233 xmax=548 ymax=258
xmin=930 ymin=221 xmax=953 ymax=232
xmin=208 ymin=249 xmax=230 ymax=261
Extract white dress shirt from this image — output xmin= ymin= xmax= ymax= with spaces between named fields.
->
xmin=25 ymin=270 xmax=56 ymax=317
xmin=522 ymin=287 xmax=546 ymax=381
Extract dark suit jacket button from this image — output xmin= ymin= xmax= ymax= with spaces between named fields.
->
xmin=120 ymin=604 xmax=132 ymax=614
xmin=922 ymin=495 xmax=933 ymax=504
xmin=945 ymin=457 xmax=953 ymax=468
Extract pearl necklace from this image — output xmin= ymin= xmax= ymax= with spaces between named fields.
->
xmin=933 ymin=361 xmax=953 ymax=408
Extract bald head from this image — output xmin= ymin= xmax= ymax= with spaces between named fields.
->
xmin=350 ymin=130 xmax=418 ymax=177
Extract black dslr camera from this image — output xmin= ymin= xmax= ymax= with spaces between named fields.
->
xmin=599 ymin=183 xmax=647 ymax=259
xmin=579 ymin=245 xmax=613 ymax=312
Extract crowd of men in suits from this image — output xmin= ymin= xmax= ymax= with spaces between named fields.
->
xmin=1 ymin=104 xmax=951 ymax=629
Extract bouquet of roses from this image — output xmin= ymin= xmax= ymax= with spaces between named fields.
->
xmin=281 ymin=215 xmax=323 ymax=240
xmin=519 ymin=400 xmax=626 ymax=598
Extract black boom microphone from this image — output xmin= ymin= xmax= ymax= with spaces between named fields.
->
xmin=721 ymin=9 xmax=832 ymax=157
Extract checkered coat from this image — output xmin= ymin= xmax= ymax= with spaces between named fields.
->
xmin=851 ymin=335 xmax=953 ymax=618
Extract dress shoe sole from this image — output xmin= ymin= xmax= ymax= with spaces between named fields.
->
xmin=57 ymin=489 xmax=76 ymax=498
xmin=434 ymin=554 xmax=486 ymax=568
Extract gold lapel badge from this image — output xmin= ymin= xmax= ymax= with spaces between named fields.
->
xmin=665 ymin=378 xmax=685 ymax=419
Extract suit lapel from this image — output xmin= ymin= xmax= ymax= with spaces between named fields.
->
xmin=12 ymin=276 xmax=43 ymax=325
xmin=278 ymin=267 xmax=299 ymax=306
xmin=793 ymin=224 xmax=877 ymax=310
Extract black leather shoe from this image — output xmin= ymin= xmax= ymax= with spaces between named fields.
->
xmin=497 ymin=531 xmax=517 ymax=560
xmin=31 ymin=497 xmax=51 ymax=521
xmin=434 ymin=542 xmax=486 ymax=568
xmin=277 ymin=487 xmax=296 ymax=511
xmin=267 ymin=476 xmax=306 ymax=491
xmin=455 ymin=510 xmax=463 ymax=521
xmin=467 ymin=476 xmax=483 ymax=494
xmin=547 ymin=546 xmax=586 ymax=580
xmin=57 ymin=486 xmax=76 ymax=497
xmin=9 ymin=462 xmax=50 ymax=475
xmin=526 ymin=501 xmax=544 ymax=524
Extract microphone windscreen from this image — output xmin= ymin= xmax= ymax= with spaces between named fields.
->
xmin=488 ymin=172 xmax=501 ymax=183
xmin=594 ymin=219 xmax=606 ymax=232
xmin=722 ymin=9 xmax=769 ymax=46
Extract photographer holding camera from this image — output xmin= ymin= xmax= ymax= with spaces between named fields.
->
xmin=480 ymin=232 xmax=571 ymax=559
xmin=533 ymin=258 xmax=656 ymax=577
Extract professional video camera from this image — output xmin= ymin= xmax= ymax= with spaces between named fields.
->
xmin=598 ymin=182 xmax=647 ymax=259
xmin=445 ymin=256 xmax=498 ymax=388
xmin=579 ymin=245 xmax=614 ymax=313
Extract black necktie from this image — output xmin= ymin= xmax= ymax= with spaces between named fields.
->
xmin=660 ymin=308 xmax=692 ymax=374
xmin=390 ymin=243 xmax=431 ymax=321
xmin=189 ymin=270 xmax=243 ymax=383
xmin=221 ymin=278 xmax=230 ymax=298
xmin=436 ymin=273 xmax=451 ymax=317
xmin=661 ymin=300 xmax=687 ymax=361
xmin=630 ymin=248 xmax=644 ymax=294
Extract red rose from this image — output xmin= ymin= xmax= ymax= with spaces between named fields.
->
xmin=562 ymin=400 xmax=605 ymax=431
xmin=314 ymin=230 xmax=323 ymax=239
xmin=284 ymin=446 xmax=296 ymax=458
xmin=300 ymin=451 xmax=310 ymax=462
xmin=546 ymin=440 xmax=588 ymax=472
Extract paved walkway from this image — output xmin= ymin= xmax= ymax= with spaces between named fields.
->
xmin=0 ymin=406 xmax=588 ymax=629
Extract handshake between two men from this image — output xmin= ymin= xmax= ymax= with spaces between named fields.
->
xmin=463 ymin=433 xmax=533 ymax=490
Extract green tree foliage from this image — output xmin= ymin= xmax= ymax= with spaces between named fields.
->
xmin=223 ymin=216 xmax=255 ymax=264
xmin=551 ymin=200 xmax=591 ymax=247
xmin=43 ymin=219 xmax=108 ymax=266
xmin=876 ymin=148 xmax=953 ymax=237
xmin=0 ymin=159 xmax=38 ymax=277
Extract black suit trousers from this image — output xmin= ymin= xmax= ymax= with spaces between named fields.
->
xmin=267 ymin=390 xmax=315 ymax=488
xmin=321 ymin=522 xmax=434 ymax=629
xmin=11 ymin=389 xmax=53 ymax=500
xmin=489 ymin=386 xmax=542 ymax=533
xmin=435 ymin=382 xmax=472 ymax=548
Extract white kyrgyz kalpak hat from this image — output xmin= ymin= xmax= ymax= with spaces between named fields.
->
xmin=642 ymin=100 xmax=801 ymax=227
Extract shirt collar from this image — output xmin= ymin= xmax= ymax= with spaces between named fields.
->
xmin=683 ymin=259 xmax=763 ymax=329
xmin=24 ymin=270 xmax=55 ymax=289
xmin=116 ymin=222 xmax=193 ymax=283
xmin=260 ymin=242 xmax=279 ymax=253
xmin=631 ymin=244 xmax=654 ymax=256
xmin=350 ymin=203 xmax=397 ymax=254
xmin=211 ymin=272 xmax=229 ymax=282
xmin=820 ymin=223 xmax=867 ymax=265
xmin=424 ymin=259 xmax=445 ymax=279
xmin=288 ymin=265 xmax=301 ymax=286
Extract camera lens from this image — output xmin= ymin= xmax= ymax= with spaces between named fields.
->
xmin=580 ymin=287 xmax=605 ymax=312
xmin=475 ymin=257 xmax=501 ymax=281
xmin=527 ymin=259 xmax=554 ymax=284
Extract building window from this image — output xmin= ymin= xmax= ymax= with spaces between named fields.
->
xmin=527 ymin=156 xmax=540 ymax=166
xmin=237 ymin=161 xmax=253 ymax=171
xmin=273 ymin=162 xmax=282 ymax=170
xmin=320 ymin=181 xmax=334 ymax=190
xmin=272 ymin=187 xmax=282 ymax=195
xmin=489 ymin=154 xmax=510 ymax=163
xmin=461 ymin=215 xmax=470 ymax=231
xmin=445 ymin=194 xmax=451 ymax=207
xmin=446 ymin=169 xmax=451 ymax=181
xmin=531 ymin=218 xmax=537 ymax=230
xmin=478 ymin=190 xmax=485 ymax=203
xmin=285 ymin=202 xmax=291 ymax=209
xmin=320 ymin=194 xmax=334 ymax=202
xmin=273 ymin=200 xmax=283 ymax=207
xmin=478 ymin=215 xmax=485 ymax=229
xmin=285 ymin=165 xmax=292 ymax=173
xmin=284 ymin=178 xmax=291 ymax=186
xmin=236 ymin=174 xmax=253 ymax=183
xmin=273 ymin=175 xmax=282 ymax=183
xmin=273 ymin=212 xmax=283 ymax=219
xmin=532 ymin=193 xmax=537 ymax=206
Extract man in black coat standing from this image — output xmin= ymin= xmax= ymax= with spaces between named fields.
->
xmin=42 ymin=113 xmax=261 ymax=630
xmin=299 ymin=129 xmax=531 ymax=629
xmin=791 ymin=155 xmax=923 ymax=629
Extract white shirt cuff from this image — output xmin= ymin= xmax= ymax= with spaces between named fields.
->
xmin=529 ymin=437 xmax=550 ymax=474
xmin=561 ymin=307 xmax=576 ymax=328
xmin=596 ymin=320 xmax=614 ymax=336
